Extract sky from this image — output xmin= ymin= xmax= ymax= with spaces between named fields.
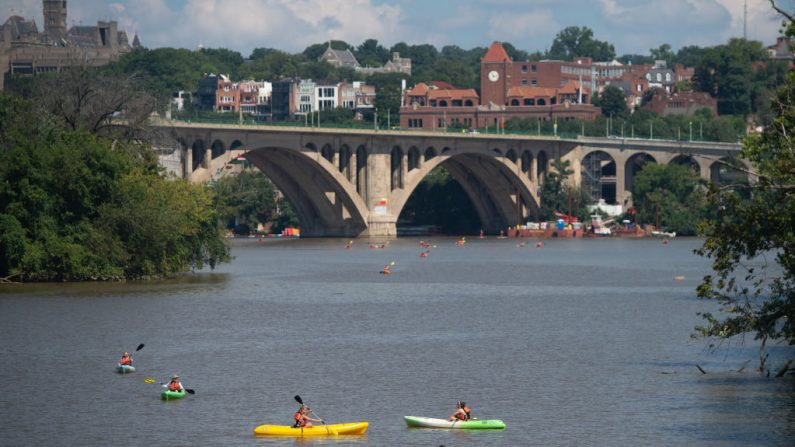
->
xmin=3 ymin=0 xmax=790 ymax=58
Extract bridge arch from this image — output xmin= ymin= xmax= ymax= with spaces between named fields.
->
xmin=321 ymin=143 xmax=334 ymax=164
xmin=505 ymin=149 xmax=518 ymax=165
xmin=339 ymin=144 xmax=352 ymax=181
xmin=670 ymin=154 xmax=700 ymax=174
xmin=710 ymin=156 xmax=748 ymax=185
xmin=230 ymin=140 xmax=244 ymax=151
xmin=520 ymin=151 xmax=533 ymax=179
xmin=390 ymin=146 xmax=404 ymax=191
xmin=391 ymin=148 xmax=540 ymax=233
xmin=244 ymin=145 xmax=368 ymax=237
xmin=191 ymin=140 xmax=206 ymax=170
xmin=408 ymin=146 xmax=421 ymax=171
xmin=424 ymin=146 xmax=437 ymax=162
xmin=211 ymin=139 xmax=226 ymax=159
xmin=581 ymin=150 xmax=618 ymax=204
xmin=536 ymin=150 xmax=548 ymax=183
xmin=356 ymin=145 xmax=368 ymax=196
xmin=624 ymin=152 xmax=657 ymax=194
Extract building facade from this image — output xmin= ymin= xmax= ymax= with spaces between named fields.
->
xmin=319 ymin=45 xmax=411 ymax=75
xmin=400 ymin=41 xmax=601 ymax=130
xmin=0 ymin=1 xmax=140 ymax=90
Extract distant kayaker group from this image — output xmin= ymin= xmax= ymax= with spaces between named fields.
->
xmin=115 ymin=347 xmax=504 ymax=437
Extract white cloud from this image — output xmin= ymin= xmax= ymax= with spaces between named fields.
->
xmin=487 ymin=9 xmax=560 ymax=45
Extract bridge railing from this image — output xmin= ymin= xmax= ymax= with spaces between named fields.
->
xmin=164 ymin=115 xmax=745 ymax=145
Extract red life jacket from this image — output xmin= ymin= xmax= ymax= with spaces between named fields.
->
xmin=120 ymin=355 xmax=132 ymax=366
xmin=293 ymin=412 xmax=306 ymax=427
xmin=168 ymin=381 xmax=181 ymax=392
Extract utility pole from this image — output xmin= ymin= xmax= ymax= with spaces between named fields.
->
xmin=743 ymin=0 xmax=748 ymax=40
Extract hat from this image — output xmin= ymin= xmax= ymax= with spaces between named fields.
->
xmin=172 ymin=374 xmax=179 ymax=379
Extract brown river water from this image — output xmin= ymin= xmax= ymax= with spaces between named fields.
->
xmin=1 ymin=237 xmax=794 ymax=446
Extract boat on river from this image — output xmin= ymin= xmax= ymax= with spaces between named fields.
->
xmin=253 ymin=422 xmax=368 ymax=436
xmin=116 ymin=364 xmax=135 ymax=374
xmin=161 ymin=389 xmax=185 ymax=400
xmin=404 ymin=416 xmax=506 ymax=429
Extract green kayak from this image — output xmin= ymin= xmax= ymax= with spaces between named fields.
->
xmin=161 ymin=389 xmax=186 ymax=401
xmin=404 ymin=416 xmax=506 ymax=429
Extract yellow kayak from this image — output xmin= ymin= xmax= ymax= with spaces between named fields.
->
xmin=253 ymin=422 xmax=368 ymax=436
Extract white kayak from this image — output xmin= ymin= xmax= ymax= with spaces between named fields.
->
xmin=404 ymin=416 xmax=506 ymax=429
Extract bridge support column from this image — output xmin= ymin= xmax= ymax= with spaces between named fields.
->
xmin=184 ymin=147 xmax=192 ymax=179
xmin=204 ymin=148 xmax=212 ymax=169
xmin=616 ymin=166 xmax=628 ymax=210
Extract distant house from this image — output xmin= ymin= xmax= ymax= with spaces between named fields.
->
xmin=767 ymin=36 xmax=793 ymax=61
xmin=320 ymin=47 xmax=360 ymax=69
xmin=644 ymin=89 xmax=717 ymax=117
xmin=319 ymin=44 xmax=411 ymax=75
xmin=646 ymin=61 xmax=676 ymax=93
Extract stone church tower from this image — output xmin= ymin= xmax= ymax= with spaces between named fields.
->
xmin=43 ymin=0 xmax=67 ymax=41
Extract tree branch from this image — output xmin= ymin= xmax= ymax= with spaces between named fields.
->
xmin=770 ymin=0 xmax=795 ymax=23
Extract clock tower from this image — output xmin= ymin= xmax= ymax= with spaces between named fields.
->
xmin=480 ymin=41 xmax=512 ymax=106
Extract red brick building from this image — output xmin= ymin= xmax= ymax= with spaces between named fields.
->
xmin=643 ymin=90 xmax=717 ymax=117
xmin=400 ymin=42 xmax=600 ymax=130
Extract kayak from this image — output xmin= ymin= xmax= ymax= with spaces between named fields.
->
xmin=161 ymin=389 xmax=186 ymax=401
xmin=404 ymin=416 xmax=506 ymax=429
xmin=253 ymin=422 xmax=368 ymax=436
xmin=116 ymin=364 xmax=135 ymax=374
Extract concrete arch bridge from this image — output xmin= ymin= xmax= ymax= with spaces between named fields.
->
xmin=163 ymin=121 xmax=744 ymax=237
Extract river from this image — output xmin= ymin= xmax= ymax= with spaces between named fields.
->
xmin=1 ymin=237 xmax=793 ymax=446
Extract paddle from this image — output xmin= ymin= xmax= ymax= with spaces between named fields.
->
xmin=144 ymin=378 xmax=195 ymax=394
xmin=294 ymin=395 xmax=336 ymax=436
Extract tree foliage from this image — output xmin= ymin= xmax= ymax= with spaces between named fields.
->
xmin=213 ymin=170 xmax=277 ymax=234
xmin=0 ymin=90 xmax=229 ymax=281
xmin=592 ymin=85 xmax=628 ymax=117
xmin=694 ymin=14 xmax=795 ymax=369
xmin=631 ymin=163 xmax=707 ymax=235
xmin=547 ymin=26 xmax=616 ymax=61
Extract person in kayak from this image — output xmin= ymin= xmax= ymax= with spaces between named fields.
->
xmin=293 ymin=405 xmax=322 ymax=428
xmin=167 ymin=375 xmax=183 ymax=392
xmin=119 ymin=351 xmax=133 ymax=366
xmin=449 ymin=401 xmax=471 ymax=421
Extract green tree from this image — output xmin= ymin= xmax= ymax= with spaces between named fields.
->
xmin=539 ymin=159 xmax=591 ymax=220
xmin=592 ymin=85 xmax=628 ymax=118
xmin=213 ymin=170 xmax=277 ymax=234
xmin=355 ymin=39 xmax=389 ymax=67
xmin=694 ymin=9 xmax=795 ymax=372
xmin=674 ymin=45 xmax=706 ymax=67
xmin=631 ymin=163 xmax=706 ymax=235
xmin=547 ymin=26 xmax=616 ymax=61
xmin=649 ymin=43 xmax=675 ymax=65
xmin=0 ymin=93 xmax=229 ymax=281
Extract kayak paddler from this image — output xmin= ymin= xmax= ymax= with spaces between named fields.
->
xmin=449 ymin=400 xmax=471 ymax=421
xmin=119 ymin=351 xmax=133 ymax=366
xmin=167 ymin=375 xmax=184 ymax=392
xmin=381 ymin=264 xmax=391 ymax=275
xmin=293 ymin=404 xmax=323 ymax=428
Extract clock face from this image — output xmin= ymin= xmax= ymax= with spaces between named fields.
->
xmin=488 ymin=70 xmax=499 ymax=82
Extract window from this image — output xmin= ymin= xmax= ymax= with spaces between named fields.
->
xmin=452 ymin=100 xmax=462 ymax=107
xmin=510 ymin=99 xmax=520 ymax=106
xmin=521 ymin=79 xmax=528 ymax=86
xmin=465 ymin=100 xmax=473 ymax=106
xmin=429 ymin=100 xmax=437 ymax=107
xmin=538 ymin=98 xmax=546 ymax=106
xmin=439 ymin=100 xmax=448 ymax=107
xmin=521 ymin=65 xmax=528 ymax=73
xmin=438 ymin=118 xmax=444 ymax=128
xmin=524 ymin=99 xmax=535 ymax=106
xmin=665 ymin=73 xmax=671 ymax=82
xmin=531 ymin=79 xmax=537 ymax=86
xmin=531 ymin=65 xmax=537 ymax=73
xmin=656 ymin=73 xmax=662 ymax=82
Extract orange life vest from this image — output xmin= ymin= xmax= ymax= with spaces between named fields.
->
xmin=293 ymin=412 xmax=306 ymax=427
xmin=120 ymin=355 xmax=132 ymax=365
xmin=168 ymin=381 xmax=181 ymax=392
xmin=455 ymin=407 xmax=471 ymax=420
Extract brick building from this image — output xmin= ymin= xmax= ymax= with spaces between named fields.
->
xmin=643 ymin=89 xmax=717 ymax=117
xmin=400 ymin=41 xmax=600 ymax=130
